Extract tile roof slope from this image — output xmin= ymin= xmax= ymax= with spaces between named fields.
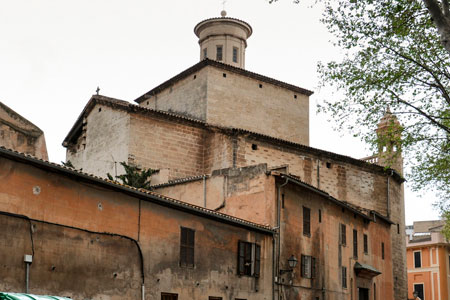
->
xmin=150 ymin=174 xmax=209 ymax=189
xmin=63 ymin=95 xmax=404 ymax=184
xmin=134 ymin=58 xmax=314 ymax=104
xmin=0 ymin=146 xmax=274 ymax=234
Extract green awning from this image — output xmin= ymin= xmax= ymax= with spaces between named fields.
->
xmin=0 ymin=293 xmax=71 ymax=300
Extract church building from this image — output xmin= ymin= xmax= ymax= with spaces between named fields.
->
xmin=0 ymin=12 xmax=407 ymax=300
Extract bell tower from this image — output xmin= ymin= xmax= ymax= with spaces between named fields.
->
xmin=376 ymin=108 xmax=403 ymax=174
xmin=194 ymin=11 xmax=252 ymax=69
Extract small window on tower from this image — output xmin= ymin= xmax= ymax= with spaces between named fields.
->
xmin=216 ymin=45 xmax=223 ymax=61
xmin=233 ymin=47 xmax=239 ymax=63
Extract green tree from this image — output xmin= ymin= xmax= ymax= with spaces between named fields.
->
xmin=314 ymin=0 xmax=450 ymax=230
xmin=270 ymin=0 xmax=450 ymax=231
xmin=107 ymin=162 xmax=157 ymax=190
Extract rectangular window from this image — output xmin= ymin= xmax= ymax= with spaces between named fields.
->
xmin=342 ymin=266 xmax=347 ymax=288
xmin=319 ymin=209 xmax=322 ymax=223
xmin=209 ymin=297 xmax=222 ymax=300
xmin=233 ymin=47 xmax=238 ymax=63
xmin=301 ymin=254 xmax=316 ymax=278
xmin=161 ymin=293 xmax=178 ymax=300
xmin=363 ymin=234 xmax=368 ymax=254
xmin=414 ymin=251 xmax=422 ymax=268
xmin=216 ymin=45 xmax=223 ymax=61
xmin=353 ymin=229 xmax=358 ymax=258
xmin=238 ymin=241 xmax=260 ymax=277
xmin=180 ymin=227 xmax=195 ymax=267
xmin=381 ymin=242 xmax=385 ymax=260
xmin=340 ymin=224 xmax=346 ymax=246
xmin=413 ymin=283 xmax=424 ymax=300
xmin=303 ymin=206 xmax=311 ymax=236
xmin=203 ymin=48 xmax=207 ymax=59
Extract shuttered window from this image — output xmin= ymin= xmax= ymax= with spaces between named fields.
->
xmin=340 ymin=224 xmax=346 ymax=245
xmin=353 ymin=229 xmax=358 ymax=258
xmin=301 ymin=254 xmax=316 ymax=279
xmin=180 ymin=227 xmax=195 ymax=267
xmin=161 ymin=293 xmax=178 ymax=300
xmin=363 ymin=234 xmax=368 ymax=254
xmin=303 ymin=206 xmax=311 ymax=236
xmin=342 ymin=266 xmax=347 ymax=288
xmin=238 ymin=241 xmax=260 ymax=277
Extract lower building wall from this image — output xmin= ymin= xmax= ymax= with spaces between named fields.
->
xmin=0 ymin=155 xmax=273 ymax=300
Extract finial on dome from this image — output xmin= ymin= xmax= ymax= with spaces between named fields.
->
xmin=221 ymin=10 xmax=227 ymax=17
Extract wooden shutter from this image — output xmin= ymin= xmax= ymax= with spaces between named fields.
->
xmin=180 ymin=227 xmax=194 ymax=267
xmin=353 ymin=229 xmax=358 ymax=258
xmin=238 ymin=241 xmax=245 ymax=275
xmin=254 ymin=244 xmax=261 ymax=277
xmin=303 ymin=206 xmax=311 ymax=236
xmin=301 ymin=254 xmax=306 ymax=277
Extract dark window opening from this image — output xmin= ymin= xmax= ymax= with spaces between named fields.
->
xmin=259 ymin=84 xmax=263 ymax=88
xmin=326 ymin=162 xmax=332 ymax=168
xmin=233 ymin=47 xmax=238 ymax=63
xmin=414 ymin=251 xmax=421 ymax=268
xmin=340 ymin=224 xmax=346 ymax=246
xmin=193 ymin=75 xmax=197 ymax=79
xmin=216 ymin=45 xmax=223 ymax=61
xmin=238 ymin=241 xmax=260 ymax=277
xmin=413 ymin=283 xmax=424 ymax=300
xmin=223 ymin=73 xmax=227 ymax=78
xmin=374 ymin=283 xmax=376 ymax=300
xmin=303 ymin=206 xmax=311 ymax=236
xmin=353 ymin=229 xmax=358 ymax=258
xmin=281 ymin=194 xmax=285 ymax=209
xmin=180 ymin=227 xmax=195 ymax=267
xmin=318 ymin=209 xmax=322 ymax=223
xmin=251 ymin=144 xmax=258 ymax=150
xmin=342 ymin=266 xmax=347 ymax=288
xmin=161 ymin=293 xmax=178 ymax=300
xmin=209 ymin=297 xmax=222 ymax=300
xmin=301 ymin=254 xmax=316 ymax=278
xmin=98 ymin=107 xmax=102 ymax=112
xmin=381 ymin=242 xmax=385 ymax=260
xmin=397 ymin=223 xmax=400 ymax=234
xmin=294 ymin=94 xmax=297 ymax=99
xmin=363 ymin=234 xmax=368 ymax=254
xmin=146 ymin=101 xmax=149 ymax=105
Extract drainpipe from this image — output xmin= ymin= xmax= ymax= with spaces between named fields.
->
xmin=203 ymin=175 xmax=207 ymax=208
xmin=24 ymin=254 xmax=32 ymax=293
xmin=275 ymin=177 xmax=289 ymax=300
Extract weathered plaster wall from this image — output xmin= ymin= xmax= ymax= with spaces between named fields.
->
xmin=66 ymin=103 xmax=130 ymax=177
xmin=205 ymin=66 xmax=310 ymax=145
xmin=140 ymin=67 xmax=208 ymax=121
xmin=0 ymin=214 xmax=142 ymax=299
xmin=0 ymin=155 xmax=273 ymax=300
xmin=0 ymin=102 xmax=48 ymax=160
xmin=280 ymin=184 xmax=394 ymax=300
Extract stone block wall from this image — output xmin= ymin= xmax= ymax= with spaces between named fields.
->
xmin=206 ymin=66 xmax=310 ymax=145
xmin=66 ymin=103 xmax=130 ymax=177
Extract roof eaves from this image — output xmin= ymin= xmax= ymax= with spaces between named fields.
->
xmin=0 ymin=147 xmax=273 ymax=235
xmin=150 ymin=175 xmax=208 ymax=189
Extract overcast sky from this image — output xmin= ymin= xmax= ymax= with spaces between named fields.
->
xmin=0 ymin=0 xmax=440 ymax=224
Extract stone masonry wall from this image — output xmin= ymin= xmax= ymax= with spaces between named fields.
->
xmin=129 ymin=113 xmax=207 ymax=180
xmin=140 ymin=67 xmax=208 ymax=121
xmin=66 ymin=103 xmax=130 ymax=177
xmin=206 ymin=66 xmax=309 ymax=145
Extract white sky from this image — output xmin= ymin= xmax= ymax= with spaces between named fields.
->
xmin=0 ymin=0 xmax=440 ymax=224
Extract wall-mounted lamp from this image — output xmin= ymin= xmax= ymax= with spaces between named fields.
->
xmin=279 ymin=254 xmax=298 ymax=275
